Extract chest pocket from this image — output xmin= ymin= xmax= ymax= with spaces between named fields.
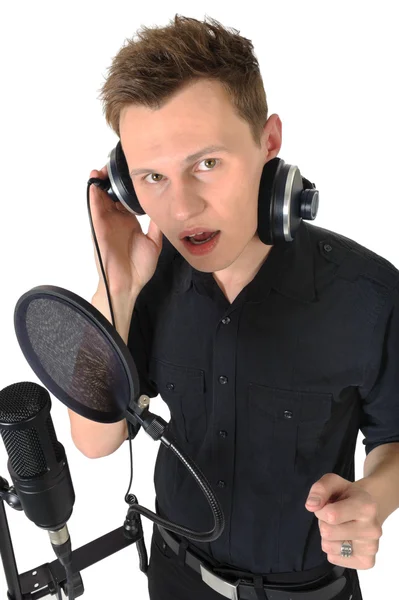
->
xmin=149 ymin=358 xmax=206 ymax=445
xmin=247 ymin=383 xmax=332 ymax=486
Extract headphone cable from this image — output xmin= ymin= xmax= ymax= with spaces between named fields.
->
xmin=86 ymin=179 xmax=116 ymax=329
xmin=86 ymin=178 xmax=136 ymax=498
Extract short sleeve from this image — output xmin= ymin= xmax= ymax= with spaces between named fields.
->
xmin=359 ymin=283 xmax=399 ymax=456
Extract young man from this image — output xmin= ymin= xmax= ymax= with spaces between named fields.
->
xmin=82 ymin=15 xmax=399 ymax=600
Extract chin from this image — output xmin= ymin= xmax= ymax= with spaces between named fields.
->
xmin=175 ymin=233 xmax=250 ymax=272
xmin=187 ymin=252 xmax=243 ymax=274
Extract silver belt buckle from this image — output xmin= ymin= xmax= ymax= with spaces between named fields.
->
xmin=200 ymin=564 xmax=239 ymax=600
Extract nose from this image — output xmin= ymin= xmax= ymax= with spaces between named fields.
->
xmin=168 ymin=178 xmax=206 ymax=222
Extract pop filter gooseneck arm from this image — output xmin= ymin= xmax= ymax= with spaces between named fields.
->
xmin=81 ymin=179 xmax=225 ymax=542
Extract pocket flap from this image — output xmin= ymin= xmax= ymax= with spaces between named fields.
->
xmin=249 ymin=383 xmax=332 ymax=423
xmin=149 ymin=358 xmax=205 ymax=394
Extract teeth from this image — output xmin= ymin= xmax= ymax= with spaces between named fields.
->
xmin=188 ymin=232 xmax=204 ymax=237
xmin=187 ymin=231 xmax=218 ymax=245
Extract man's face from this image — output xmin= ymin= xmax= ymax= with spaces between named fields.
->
xmin=119 ymin=78 xmax=281 ymax=274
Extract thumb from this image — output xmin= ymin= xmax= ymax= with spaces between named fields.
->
xmin=305 ymin=483 xmax=324 ymax=511
xmin=147 ymin=219 xmax=163 ymax=251
xmin=305 ymin=473 xmax=349 ymax=512
xmin=305 ymin=494 xmax=323 ymax=510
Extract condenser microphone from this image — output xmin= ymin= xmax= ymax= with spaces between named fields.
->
xmin=0 ymin=381 xmax=75 ymax=543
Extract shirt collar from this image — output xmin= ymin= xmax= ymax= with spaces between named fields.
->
xmin=173 ymin=221 xmax=316 ymax=304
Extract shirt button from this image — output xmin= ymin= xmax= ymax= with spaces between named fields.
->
xmin=219 ymin=430 xmax=228 ymax=438
xmin=323 ymin=244 xmax=332 ymax=252
xmin=219 ymin=376 xmax=228 ymax=384
xmin=166 ymin=382 xmax=175 ymax=391
xmin=221 ymin=317 xmax=231 ymax=325
xmin=217 ymin=480 xmax=226 ymax=488
xmin=284 ymin=410 xmax=293 ymax=419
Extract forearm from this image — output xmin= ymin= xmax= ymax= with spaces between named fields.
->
xmin=68 ymin=408 xmax=128 ymax=458
xmin=92 ymin=283 xmax=141 ymax=345
xmin=355 ymin=442 xmax=399 ymax=526
xmin=67 ymin=285 xmax=141 ymax=457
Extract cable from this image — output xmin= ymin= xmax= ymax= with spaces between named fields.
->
xmin=123 ymin=438 xmax=224 ymax=542
xmin=85 ymin=178 xmax=224 ymax=560
xmin=51 ymin=538 xmax=75 ymax=600
xmin=63 ymin=561 xmax=75 ymax=600
xmin=86 ymin=178 xmax=136 ymax=536
xmin=86 ymin=180 xmax=116 ymax=329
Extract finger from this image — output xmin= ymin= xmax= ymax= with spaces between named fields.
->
xmin=114 ymin=201 xmax=131 ymax=214
xmin=89 ymin=170 xmax=110 ymax=218
xmin=89 ymin=166 xmax=117 ymax=213
xmin=322 ymin=538 xmax=378 ymax=557
xmin=89 ymin=166 xmax=108 ymax=180
xmin=319 ymin=519 xmax=378 ymax=541
xmin=316 ymin=491 xmax=373 ymax=526
xmin=99 ymin=164 xmax=108 ymax=177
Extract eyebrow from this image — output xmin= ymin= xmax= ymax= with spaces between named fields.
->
xmin=129 ymin=144 xmax=229 ymax=177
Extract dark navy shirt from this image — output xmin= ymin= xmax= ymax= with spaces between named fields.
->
xmin=127 ymin=220 xmax=399 ymax=575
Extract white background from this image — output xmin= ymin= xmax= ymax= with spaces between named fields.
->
xmin=0 ymin=2 xmax=398 ymax=599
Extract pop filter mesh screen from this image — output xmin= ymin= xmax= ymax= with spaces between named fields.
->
xmin=23 ymin=297 xmax=130 ymax=417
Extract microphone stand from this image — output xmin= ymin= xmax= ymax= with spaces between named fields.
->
xmin=0 ymin=476 xmax=143 ymax=599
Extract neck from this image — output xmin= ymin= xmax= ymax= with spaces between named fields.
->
xmin=212 ymin=235 xmax=273 ymax=289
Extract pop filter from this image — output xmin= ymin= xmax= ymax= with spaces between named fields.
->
xmin=13 ymin=284 xmax=225 ymax=542
xmin=14 ymin=285 xmax=139 ymax=424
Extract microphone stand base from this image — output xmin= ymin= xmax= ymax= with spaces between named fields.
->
xmin=2 ymin=511 xmax=140 ymax=599
xmin=19 ymin=525 xmax=141 ymax=598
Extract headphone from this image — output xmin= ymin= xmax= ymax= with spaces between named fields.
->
xmin=89 ymin=140 xmax=319 ymax=246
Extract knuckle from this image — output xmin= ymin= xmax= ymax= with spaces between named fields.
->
xmin=363 ymin=501 xmax=378 ymax=518
xmin=367 ymin=525 xmax=382 ymax=539
xmin=367 ymin=540 xmax=378 ymax=554
xmin=319 ymin=524 xmax=328 ymax=537
xmin=321 ymin=541 xmax=330 ymax=553
xmin=326 ymin=511 xmax=337 ymax=523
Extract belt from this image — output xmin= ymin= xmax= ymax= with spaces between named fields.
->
xmin=156 ymin=524 xmax=349 ymax=600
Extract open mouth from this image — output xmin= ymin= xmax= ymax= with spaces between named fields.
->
xmin=182 ymin=230 xmax=221 ymax=255
xmin=185 ymin=231 xmax=220 ymax=244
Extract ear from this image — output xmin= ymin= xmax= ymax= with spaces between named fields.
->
xmin=264 ymin=114 xmax=282 ymax=161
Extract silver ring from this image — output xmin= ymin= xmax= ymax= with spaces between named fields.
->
xmin=340 ymin=540 xmax=353 ymax=558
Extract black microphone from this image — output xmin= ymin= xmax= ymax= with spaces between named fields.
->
xmin=0 ymin=381 xmax=75 ymax=551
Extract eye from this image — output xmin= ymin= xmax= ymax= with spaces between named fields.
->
xmin=142 ymin=158 xmax=219 ymax=184
xmin=197 ymin=158 xmax=219 ymax=171
xmin=143 ymin=173 xmax=164 ymax=184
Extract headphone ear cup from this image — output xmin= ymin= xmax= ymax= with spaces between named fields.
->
xmin=257 ymin=157 xmax=280 ymax=245
xmin=107 ymin=141 xmax=146 ymax=215
xmin=257 ymin=157 xmax=309 ymax=245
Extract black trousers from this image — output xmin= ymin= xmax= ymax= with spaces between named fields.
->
xmin=147 ymin=525 xmax=363 ymax=600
